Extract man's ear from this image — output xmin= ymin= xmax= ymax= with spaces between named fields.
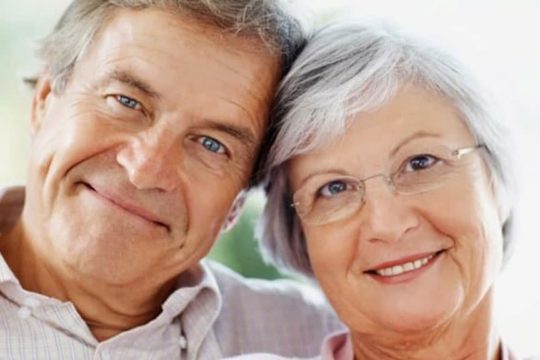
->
xmin=221 ymin=190 xmax=248 ymax=233
xmin=30 ymin=75 xmax=53 ymax=136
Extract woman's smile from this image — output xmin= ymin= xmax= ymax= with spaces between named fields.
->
xmin=361 ymin=250 xmax=446 ymax=285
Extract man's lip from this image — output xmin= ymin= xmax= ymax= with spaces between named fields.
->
xmin=81 ymin=182 xmax=169 ymax=230
xmin=366 ymin=250 xmax=445 ymax=273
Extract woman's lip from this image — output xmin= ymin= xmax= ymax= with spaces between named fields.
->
xmin=367 ymin=251 xmax=445 ymax=285
xmin=366 ymin=250 xmax=442 ymax=272
xmin=81 ymin=182 xmax=169 ymax=229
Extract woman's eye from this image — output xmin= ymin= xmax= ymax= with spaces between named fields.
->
xmin=318 ymin=180 xmax=350 ymax=197
xmin=115 ymin=95 xmax=141 ymax=111
xmin=198 ymin=136 xmax=226 ymax=154
xmin=405 ymin=154 xmax=439 ymax=172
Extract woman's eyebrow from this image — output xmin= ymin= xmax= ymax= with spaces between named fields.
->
xmin=296 ymin=169 xmax=349 ymax=189
xmin=390 ymin=131 xmax=441 ymax=157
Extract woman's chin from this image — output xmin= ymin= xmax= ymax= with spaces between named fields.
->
xmin=365 ymin=276 xmax=465 ymax=333
xmin=376 ymin=304 xmax=457 ymax=334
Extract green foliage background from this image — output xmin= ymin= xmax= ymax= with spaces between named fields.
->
xmin=209 ymin=192 xmax=285 ymax=279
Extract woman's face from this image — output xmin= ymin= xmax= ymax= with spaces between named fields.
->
xmin=288 ymin=85 xmax=505 ymax=334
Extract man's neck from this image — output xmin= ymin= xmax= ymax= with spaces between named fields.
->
xmin=0 ymin=220 xmax=177 ymax=341
xmin=351 ymin=293 xmax=501 ymax=360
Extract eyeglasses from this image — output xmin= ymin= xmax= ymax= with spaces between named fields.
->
xmin=291 ymin=144 xmax=485 ymax=226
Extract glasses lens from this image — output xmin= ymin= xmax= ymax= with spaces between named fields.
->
xmin=392 ymin=145 xmax=470 ymax=195
xmin=293 ymin=177 xmax=364 ymax=225
xmin=293 ymin=144 xmax=481 ymax=225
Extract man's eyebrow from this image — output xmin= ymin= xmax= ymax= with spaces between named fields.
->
xmin=100 ymin=69 xmax=161 ymax=99
xmin=203 ymin=119 xmax=257 ymax=149
xmin=390 ymin=131 xmax=441 ymax=157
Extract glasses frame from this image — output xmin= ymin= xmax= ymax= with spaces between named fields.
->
xmin=291 ymin=144 xmax=485 ymax=225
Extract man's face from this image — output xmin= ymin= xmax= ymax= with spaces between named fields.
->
xmin=25 ymin=8 xmax=279 ymax=285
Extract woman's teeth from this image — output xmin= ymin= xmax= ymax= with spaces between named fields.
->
xmin=375 ymin=254 xmax=435 ymax=277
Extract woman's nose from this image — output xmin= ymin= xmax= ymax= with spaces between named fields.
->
xmin=358 ymin=177 xmax=419 ymax=244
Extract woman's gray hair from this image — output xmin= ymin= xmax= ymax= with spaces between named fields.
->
xmin=27 ymin=0 xmax=304 ymax=94
xmin=258 ymin=21 xmax=517 ymax=278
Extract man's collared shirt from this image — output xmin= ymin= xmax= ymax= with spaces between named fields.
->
xmin=0 ymin=186 xmax=343 ymax=359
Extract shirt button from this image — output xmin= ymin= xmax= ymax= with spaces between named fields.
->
xmin=101 ymin=350 xmax=112 ymax=360
xmin=17 ymin=306 xmax=32 ymax=319
xmin=179 ymin=335 xmax=188 ymax=350
xmin=23 ymin=297 xmax=40 ymax=308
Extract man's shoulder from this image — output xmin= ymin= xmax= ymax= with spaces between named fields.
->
xmin=206 ymin=260 xmax=344 ymax=357
xmin=207 ymin=259 xmax=329 ymax=309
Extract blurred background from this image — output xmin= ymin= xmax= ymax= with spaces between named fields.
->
xmin=1 ymin=0 xmax=538 ymax=356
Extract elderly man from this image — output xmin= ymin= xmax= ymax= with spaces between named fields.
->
xmin=0 ymin=0 xmax=341 ymax=358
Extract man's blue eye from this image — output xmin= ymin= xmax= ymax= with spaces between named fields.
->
xmin=116 ymin=95 xmax=140 ymax=110
xmin=200 ymin=136 xmax=226 ymax=154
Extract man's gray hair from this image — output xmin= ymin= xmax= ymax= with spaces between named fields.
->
xmin=258 ymin=21 xmax=517 ymax=277
xmin=27 ymin=0 xmax=304 ymax=94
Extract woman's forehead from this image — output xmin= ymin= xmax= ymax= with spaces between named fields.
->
xmin=304 ymin=87 xmax=472 ymax=155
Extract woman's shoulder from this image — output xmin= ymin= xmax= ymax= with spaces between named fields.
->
xmin=222 ymin=354 xmax=315 ymax=360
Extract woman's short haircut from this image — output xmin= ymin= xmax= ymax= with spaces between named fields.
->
xmin=257 ymin=21 xmax=517 ymax=278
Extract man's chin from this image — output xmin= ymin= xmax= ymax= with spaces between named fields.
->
xmin=46 ymin=218 xmax=171 ymax=285
xmin=60 ymin=246 xmax=168 ymax=287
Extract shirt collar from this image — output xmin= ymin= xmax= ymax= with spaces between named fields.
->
xmin=161 ymin=259 xmax=222 ymax=321
xmin=169 ymin=259 xmax=223 ymax=358
xmin=320 ymin=331 xmax=353 ymax=360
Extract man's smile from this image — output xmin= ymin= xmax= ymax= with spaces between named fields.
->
xmin=80 ymin=181 xmax=169 ymax=231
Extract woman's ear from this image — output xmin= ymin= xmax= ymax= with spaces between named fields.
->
xmin=221 ymin=190 xmax=248 ymax=233
xmin=30 ymin=74 xmax=53 ymax=136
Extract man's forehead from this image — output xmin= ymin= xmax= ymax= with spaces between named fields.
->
xmin=98 ymin=7 xmax=274 ymax=58
xmin=92 ymin=8 xmax=280 ymax=88
xmin=85 ymin=11 xmax=272 ymax=80
xmin=69 ymin=8 xmax=279 ymax=139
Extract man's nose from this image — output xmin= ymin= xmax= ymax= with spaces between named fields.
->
xmin=116 ymin=132 xmax=181 ymax=192
xmin=357 ymin=176 xmax=419 ymax=244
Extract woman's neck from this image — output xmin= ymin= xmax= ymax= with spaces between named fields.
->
xmin=351 ymin=292 xmax=501 ymax=360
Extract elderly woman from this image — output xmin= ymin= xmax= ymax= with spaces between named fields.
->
xmin=249 ymin=21 xmax=529 ymax=360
